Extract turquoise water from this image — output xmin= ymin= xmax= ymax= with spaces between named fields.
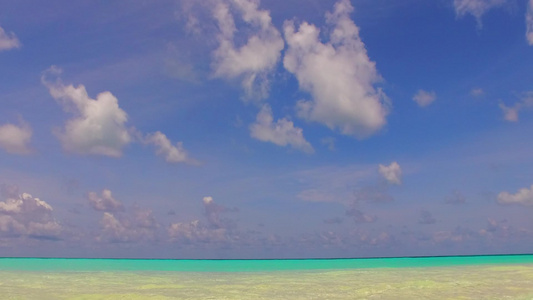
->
xmin=1 ymin=255 xmax=532 ymax=299
xmin=0 ymin=254 xmax=532 ymax=272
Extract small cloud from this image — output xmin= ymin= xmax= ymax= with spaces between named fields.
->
xmin=418 ymin=210 xmax=436 ymax=225
xmin=0 ymin=119 xmax=32 ymax=155
xmin=413 ymin=90 xmax=436 ymax=107
xmin=378 ymin=162 xmax=402 ymax=185
xmin=0 ymin=26 xmax=21 ymax=51
xmin=470 ymin=88 xmax=484 ymax=97
xmin=168 ymin=219 xmax=230 ymax=244
xmin=142 ymin=131 xmax=196 ymax=164
xmin=202 ymin=196 xmax=237 ymax=229
xmin=453 ymin=0 xmax=508 ymax=28
xmin=499 ymin=102 xmax=519 ymax=122
xmin=98 ymin=210 xmax=159 ymax=243
xmin=497 ymin=184 xmax=533 ymax=206
xmin=250 ymin=104 xmax=314 ymax=154
xmin=88 ymin=189 xmax=124 ymax=212
xmin=167 ymin=195 xmax=243 ymax=246
xmin=498 ymin=92 xmax=533 ymax=122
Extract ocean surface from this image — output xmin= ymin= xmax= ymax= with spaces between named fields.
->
xmin=1 ymin=255 xmax=532 ymax=299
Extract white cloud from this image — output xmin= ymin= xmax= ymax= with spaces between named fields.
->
xmin=453 ymin=0 xmax=508 ymax=28
xmin=497 ymin=184 xmax=533 ymax=206
xmin=413 ymin=90 xmax=436 ymax=107
xmin=498 ymin=102 xmax=519 ymax=122
xmin=88 ymin=189 xmax=124 ymax=212
xmin=0 ymin=189 xmax=61 ymax=239
xmin=168 ymin=196 xmax=239 ymax=244
xmin=42 ymin=67 xmax=132 ymax=157
xmin=498 ymin=93 xmax=533 ymax=122
xmin=168 ymin=219 xmax=230 ymax=243
xmin=250 ymin=104 xmax=314 ymax=153
xmin=283 ymin=0 xmax=389 ymax=138
xmin=212 ymin=0 xmax=284 ymax=100
xmin=202 ymin=196 xmax=238 ymax=228
xmin=470 ymin=88 xmax=484 ymax=97
xmin=0 ymin=121 xmax=32 ymax=155
xmin=98 ymin=209 xmax=159 ymax=243
xmin=378 ymin=161 xmax=402 ymax=185
xmin=143 ymin=131 xmax=194 ymax=164
xmin=526 ymin=0 xmax=533 ymax=46
xmin=0 ymin=26 xmax=21 ymax=51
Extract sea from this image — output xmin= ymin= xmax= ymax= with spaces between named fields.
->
xmin=0 ymin=255 xmax=532 ymax=299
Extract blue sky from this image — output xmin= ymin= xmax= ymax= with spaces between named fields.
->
xmin=0 ymin=0 xmax=532 ymax=259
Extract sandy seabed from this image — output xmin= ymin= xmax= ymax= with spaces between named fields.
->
xmin=1 ymin=264 xmax=533 ymax=299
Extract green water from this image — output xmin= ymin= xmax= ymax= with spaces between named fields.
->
xmin=1 ymin=255 xmax=532 ymax=299
xmin=0 ymin=254 xmax=533 ymax=272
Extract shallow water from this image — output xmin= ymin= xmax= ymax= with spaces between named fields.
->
xmin=1 ymin=264 xmax=533 ymax=299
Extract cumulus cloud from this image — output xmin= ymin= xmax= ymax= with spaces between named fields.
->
xmin=202 ymin=196 xmax=238 ymax=228
xmin=0 ymin=188 xmax=61 ymax=239
xmin=0 ymin=120 xmax=32 ymax=155
xmin=412 ymin=90 xmax=436 ymax=107
xmin=42 ymin=67 xmax=194 ymax=163
xmin=168 ymin=219 xmax=231 ymax=244
xmin=283 ymin=0 xmax=389 ymax=138
xmin=98 ymin=208 xmax=159 ymax=243
xmin=250 ymin=104 xmax=314 ymax=153
xmin=526 ymin=0 xmax=533 ymax=45
xmin=499 ymin=93 xmax=533 ymax=122
xmin=88 ymin=189 xmax=124 ymax=212
xmin=0 ymin=26 xmax=21 ymax=51
xmin=168 ymin=196 xmax=240 ymax=245
xmin=497 ymin=184 xmax=533 ymax=206
xmin=142 ymin=131 xmax=194 ymax=164
xmin=42 ymin=67 xmax=132 ymax=157
xmin=453 ymin=0 xmax=508 ymax=28
xmin=211 ymin=0 xmax=284 ymax=100
xmin=432 ymin=226 xmax=476 ymax=244
xmin=378 ymin=162 xmax=402 ymax=185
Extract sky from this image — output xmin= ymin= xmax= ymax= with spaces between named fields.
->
xmin=0 ymin=0 xmax=532 ymax=259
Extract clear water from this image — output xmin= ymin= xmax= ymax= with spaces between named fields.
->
xmin=1 ymin=255 xmax=532 ymax=299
